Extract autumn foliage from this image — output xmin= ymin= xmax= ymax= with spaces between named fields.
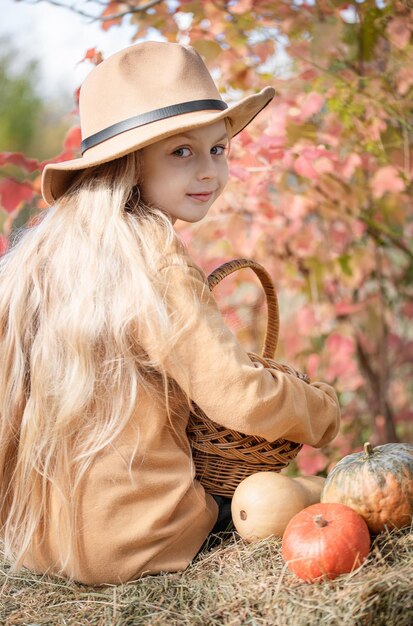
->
xmin=0 ymin=0 xmax=412 ymax=471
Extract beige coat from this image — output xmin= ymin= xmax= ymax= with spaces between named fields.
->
xmin=24 ymin=251 xmax=340 ymax=585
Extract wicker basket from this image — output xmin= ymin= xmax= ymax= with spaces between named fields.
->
xmin=187 ymin=258 xmax=310 ymax=497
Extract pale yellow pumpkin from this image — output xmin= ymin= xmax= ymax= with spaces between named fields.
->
xmin=231 ymin=472 xmax=309 ymax=542
xmin=293 ymin=475 xmax=325 ymax=505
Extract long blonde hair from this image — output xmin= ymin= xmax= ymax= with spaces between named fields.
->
xmin=0 ymin=152 xmax=196 ymax=572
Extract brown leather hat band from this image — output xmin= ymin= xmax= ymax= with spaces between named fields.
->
xmin=81 ymin=99 xmax=228 ymax=154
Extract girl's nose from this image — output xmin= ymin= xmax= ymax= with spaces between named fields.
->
xmin=196 ymin=154 xmax=217 ymax=180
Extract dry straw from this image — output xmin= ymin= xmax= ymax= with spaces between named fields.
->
xmin=1 ymin=526 xmax=412 ymax=625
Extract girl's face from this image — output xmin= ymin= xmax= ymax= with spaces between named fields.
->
xmin=139 ymin=120 xmax=229 ymax=223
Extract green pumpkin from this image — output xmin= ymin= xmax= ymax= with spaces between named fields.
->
xmin=321 ymin=442 xmax=413 ymax=534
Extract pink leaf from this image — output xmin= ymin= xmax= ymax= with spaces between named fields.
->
xmin=340 ymin=153 xmax=362 ymax=180
xmin=289 ymin=194 xmax=313 ymax=220
xmin=326 ymin=333 xmax=354 ymax=358
xmin=297 ymin=91 xmax=324 ymax=120
xmin=370 ymin=165 xmax=405 ymax=199
xmin=313 ymin=155 xmax=335 ymax=175
xmin=229 ymin=165 xmax=250 ymax=181
xmin=294 ymin=155 xmax=318 ymax=179
xmin=395 ymin=67 xmax=413 ymax=95
xmin=306 ymin=353 xmax=321 ymax=379
xmin=387 ymin=17 xmax=411 ymax=49
xmin=296 ymin=445 xmax=328 ymax=474
xmin=295 ymin=305 xmax=316 ymax=335
xmin=324 ymin=333 xmax=363 ymax=390
xmin=265 ymin=103 xmax=289 ymax=138
xmin=334 ymin=301 xmax=366 ymax=316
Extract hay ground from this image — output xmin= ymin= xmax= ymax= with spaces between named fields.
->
xmin=1 ymin=526 xmax=412 ymax=626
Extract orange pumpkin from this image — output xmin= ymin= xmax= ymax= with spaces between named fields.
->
xmin=321 ymin=442 xmax=413 ymax=534
xmin=282 ymin=502 xmax=371 ymax=582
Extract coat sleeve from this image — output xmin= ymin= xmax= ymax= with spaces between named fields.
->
xmin=154 ymin=261 xmax=340 ymax=448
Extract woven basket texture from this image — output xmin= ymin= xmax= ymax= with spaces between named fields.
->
xmin=187 ymin=259 xmax=309 ymax=498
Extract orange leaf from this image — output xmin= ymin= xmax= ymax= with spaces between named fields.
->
xmin=101 ymin=2 xmax=127 ymax=31
xmin=79 ymin=47 xmax=103 ymax=65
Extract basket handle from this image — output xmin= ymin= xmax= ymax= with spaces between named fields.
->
xmin=207 ymin=258 xmax=279 ymax=360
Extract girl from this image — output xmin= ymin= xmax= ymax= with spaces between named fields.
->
xmin=0 ymin=41 xmax=340 ymax=585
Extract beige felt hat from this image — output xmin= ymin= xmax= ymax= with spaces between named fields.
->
xmin=41 ymin=41 xmax=275 ymax=205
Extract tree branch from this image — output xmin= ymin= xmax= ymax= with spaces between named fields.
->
xmin=361 ymin=214 xmax=413 ymax=261
xmin=355 ymin=333 xmax=398 ymax=443
xmin=19 ymin=0 xmax=165 ymax=23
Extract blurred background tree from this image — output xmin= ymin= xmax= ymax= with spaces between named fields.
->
xmin=1 ymin=0 xmax=412 ymax=472
xmin=0 ymin=35 xmax=70 ymax=248
xmin=0 ymin=36 xmax=70 ymax=159
xmin=0 ymin=40 xmax=43 ymax=154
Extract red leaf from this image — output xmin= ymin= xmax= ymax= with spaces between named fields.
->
xmin=0 ymin=234 xmax=9 ymax=256
xmin=0 ymin=152 xmax=40 ymax=173
xmin=402 ymin=302 xmax=413 ymax=318
xmin=73 ymin=86 xmax=81 ymax=108
xmin=41 ymin=127 xmax=82 ymax=169
xmin=64 ymin=126 xmax=82 ymax=152
xmin=0 ymin=178 xmax=33 ymax=214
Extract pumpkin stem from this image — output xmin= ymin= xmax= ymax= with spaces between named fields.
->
xmin=364 ymin=442 xmax=374 ymax=457
xmin=314 ymin=514 xmax=328 ymax=528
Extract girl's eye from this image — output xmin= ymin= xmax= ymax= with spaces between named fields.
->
xmin=211 ymin=145 xmax=227 ymax=156
xmin=172 ymin=147 xmax=191 ymax=158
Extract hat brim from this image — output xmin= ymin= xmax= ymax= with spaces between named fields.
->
xmin=41 ymin=86 xmax=275 ymax=205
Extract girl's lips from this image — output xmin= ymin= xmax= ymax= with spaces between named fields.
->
xmin=187 ymin=192 xmax=213 ymax=202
